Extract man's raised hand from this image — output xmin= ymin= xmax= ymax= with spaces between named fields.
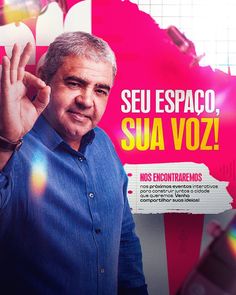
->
xmin=0 ymin=43 xmax=50 ymax=142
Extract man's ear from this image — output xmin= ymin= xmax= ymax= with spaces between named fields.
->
xmin=36 ymin=53 xmax=46 ymax=79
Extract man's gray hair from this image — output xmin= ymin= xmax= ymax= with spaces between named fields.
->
xmin=41 ymin=31 xmax=117 ymax=83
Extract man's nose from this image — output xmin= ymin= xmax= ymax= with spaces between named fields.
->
xmin=75 ymin=89 xmax=94 ymax=108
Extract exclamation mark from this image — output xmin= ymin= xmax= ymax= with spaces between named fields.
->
xmin=214 ymin=118 xmax=219 ymax=150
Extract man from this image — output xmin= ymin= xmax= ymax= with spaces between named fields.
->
xmin=0 ymin=32 xmax=148 ymax=295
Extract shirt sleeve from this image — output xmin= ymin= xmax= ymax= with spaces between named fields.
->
xmin=0 ymin=152 xmax=16 ymax=211
xmin=118 ymin=174 xmax=148 ymax=295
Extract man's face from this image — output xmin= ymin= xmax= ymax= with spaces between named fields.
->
xmin=43 ymin=55 xmax=113 ymax=149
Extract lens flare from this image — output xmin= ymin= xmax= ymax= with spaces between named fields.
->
xmin=30 ymin=151 xmax=47 ymax=197
xmin=227 ymin=224 xmax=236 ymax=257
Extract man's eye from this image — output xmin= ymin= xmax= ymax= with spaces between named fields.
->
xmin=67 ymin=82 xmax=80 ymax=88
xmin=96 ymin=89 xmax=108 ymax=96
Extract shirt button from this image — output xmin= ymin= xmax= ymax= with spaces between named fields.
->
xmin=88 ymin=192 xmax=95 ymax=198
xmin=100 ymin=268 xmax=105 ymax=273
xmin=95 ymin=228 xmax=101 ymax=234
xmin=78 ymin=156 xmax=84 ymax=162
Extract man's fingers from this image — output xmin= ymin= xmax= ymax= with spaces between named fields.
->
xmin=10 ymin=44 xmax=21 ymax=84
xmin=24 ymin=71 xmax=46 ymax=89
xmin=24 ymin=71 xmax=50 ymax=114
xmin=18 ymin=42 xmax=33 ymax=81
xmin=32 ymin=86 xmax=51 ymax=114
xmin=1 ymin=56 xmax=10 ymax=93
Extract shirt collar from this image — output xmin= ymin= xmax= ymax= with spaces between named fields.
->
xmin=79 ymin=129 xmax=95 ymax=154
xmin=33 ymin=115 xmax=95 ymax=152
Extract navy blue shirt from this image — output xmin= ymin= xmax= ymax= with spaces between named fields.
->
xmin=0 ymin=116 xmax=147 ymax=295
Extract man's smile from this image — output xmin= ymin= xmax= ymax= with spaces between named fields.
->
xmin=67 ymin=110 xmax=91 ymax=121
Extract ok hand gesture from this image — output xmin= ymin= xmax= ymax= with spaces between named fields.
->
xmin=0 ymin=43 xmax=51 ymax=142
